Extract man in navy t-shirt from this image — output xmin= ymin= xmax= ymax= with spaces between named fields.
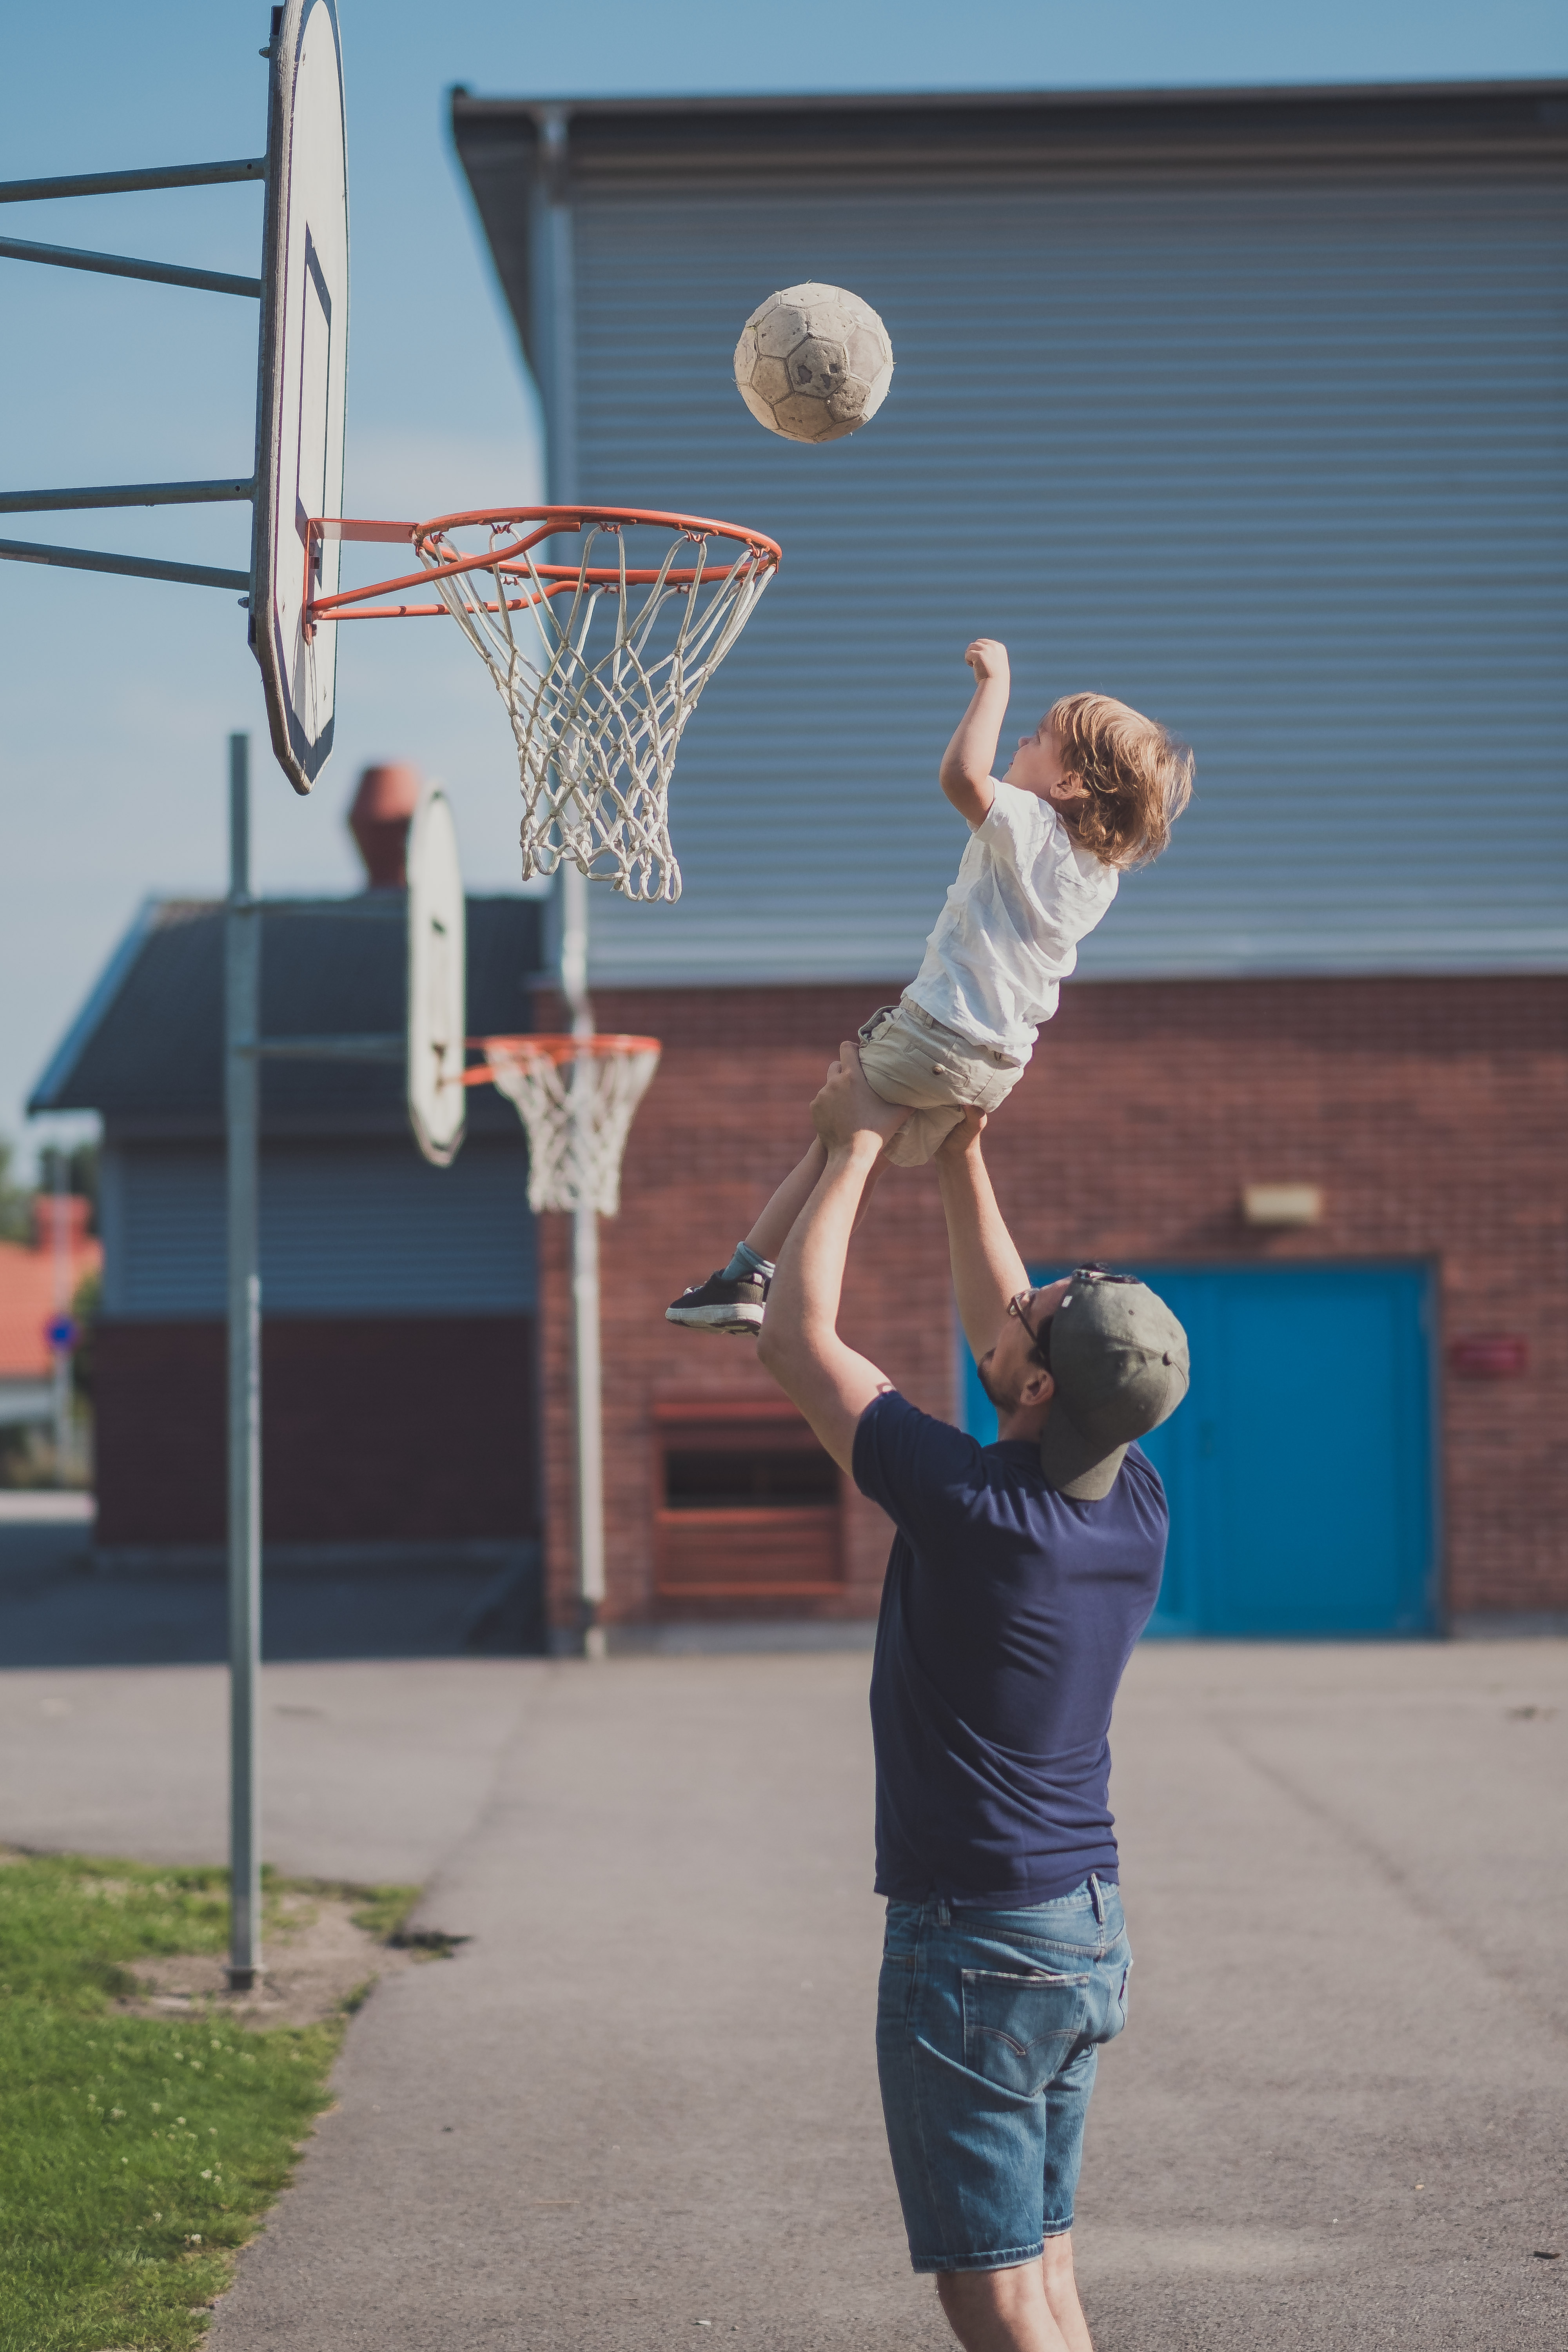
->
xmin=757 ymin=1042 xmax=1187 ymax=2352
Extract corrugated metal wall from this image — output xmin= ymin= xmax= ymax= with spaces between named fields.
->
xmin=564 ymin=167 xmax=1568 ymax=985
xmin=99 ymin=1140 xmax=536 ymax=1319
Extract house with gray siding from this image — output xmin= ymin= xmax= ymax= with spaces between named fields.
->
xmin=31 ymin=883 xmax=545 ymax=1602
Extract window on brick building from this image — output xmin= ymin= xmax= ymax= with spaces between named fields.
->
xmin=664 ymin=1445 xmax=839 ymax=1511
xmin=653 ymin=1401 xmax=844 ymax=1604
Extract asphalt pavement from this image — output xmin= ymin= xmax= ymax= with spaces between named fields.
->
xmin=2 ymin=1641 xmax=1565 ymax=2350
xmin=0 ymin=1511 xmax=540 ymax=1668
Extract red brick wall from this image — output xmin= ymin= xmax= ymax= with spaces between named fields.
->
xmin=94 ymin=1316 xmax=537 ymax=1546
xmin=537 ymin=975 xmax=1566 ymax=1632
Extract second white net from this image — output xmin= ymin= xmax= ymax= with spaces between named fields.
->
xmin=485 ymin=1039 xmax=661 ymax=1216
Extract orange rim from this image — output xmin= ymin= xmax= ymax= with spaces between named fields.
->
xmin=461 ymin=1033 xmax=662 ymax=1087
xmin=304 ymin=505 xmax=781 ymax=627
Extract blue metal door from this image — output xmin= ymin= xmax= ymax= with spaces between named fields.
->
xmin=960 ymin=1262 xmax=1436 ymax=1637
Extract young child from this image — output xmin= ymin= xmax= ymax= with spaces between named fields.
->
xmin=666 ymin=637 xmax=1193 ymax=1333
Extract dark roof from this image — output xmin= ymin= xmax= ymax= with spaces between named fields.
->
xmin=452 ymin=80 xmax=1568 ymax=168
xmin=451 ymin=79 xmax=1568 ymax=383
xmin=32 ymin=895 xmax=546 ymax=1140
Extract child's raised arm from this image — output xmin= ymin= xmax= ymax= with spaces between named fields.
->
xmin=938 ymin=639 xmax=1011 ymax=826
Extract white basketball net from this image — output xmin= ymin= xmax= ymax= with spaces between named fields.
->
xmin=484 ymin=1037 xmax=661 ymax=1216
xmin=413 ymin=511 xmax=777 ymax=905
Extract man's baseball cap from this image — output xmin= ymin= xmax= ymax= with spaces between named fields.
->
xmin=1038 ymin=1267 xmax=1190 ymax=1501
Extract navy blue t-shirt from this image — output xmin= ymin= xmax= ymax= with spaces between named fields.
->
xmin=854 ymin=1390 xmax=1167 ymax=1906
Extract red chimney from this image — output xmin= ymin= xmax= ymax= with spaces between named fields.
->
xmin=348 ymin=763 xmax=423 ymax=888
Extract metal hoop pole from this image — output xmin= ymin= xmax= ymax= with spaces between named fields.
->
xmin=535 ymin=110 xmax=606 ymax=1660
xmin=561 ymin=864 xmax=606 ymax=1655
xmin=225 ymin=732 xmax=262 ymax=1989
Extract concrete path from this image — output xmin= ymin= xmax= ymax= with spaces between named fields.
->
xmin=0 ymin=1659 xmax=532 ymax=1886
xmin=197 ymin=1641 xmax=1568 ymax=2352
xmin=4 ymin=1642 xmax=1566 ymax=2347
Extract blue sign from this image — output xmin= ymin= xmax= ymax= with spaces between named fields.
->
xmin=44 ymin=1314 xmax=78 ymax=1351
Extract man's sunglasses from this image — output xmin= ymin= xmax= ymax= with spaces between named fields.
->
xmin=1007 ymin=1289 xmax=1054 ymax=1367
xmin=1008 ymin=1264 xmax=1138 ymax=1367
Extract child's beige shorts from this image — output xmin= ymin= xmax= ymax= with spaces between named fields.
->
xmin=857 ymin=996 xmax=1027 ymax=1168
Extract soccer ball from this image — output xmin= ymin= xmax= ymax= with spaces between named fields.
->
xmin=733 ymin=283 xmax=894 ymax=445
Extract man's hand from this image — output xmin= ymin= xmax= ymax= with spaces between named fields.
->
xmin=934 ymin=1105 xmax=988 ymax=1163
xmin=811 ymin=1041 xmax=909 ymax=1157
xmin=932 ymin=1105 xmax=1030 ymax=1360
xmin=758 ymin=1039 xmax=900 ymax=1472
xmin=964 ymin=638 xmax=1011 ymax=689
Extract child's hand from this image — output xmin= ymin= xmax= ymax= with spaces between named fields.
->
xmin=965 ymin=639 xmax=1010 ymax=688
xmin=940 ymin=644 xmax=1008 ymax=821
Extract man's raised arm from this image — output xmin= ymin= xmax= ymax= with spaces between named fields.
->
xmin=933 ymin=1112 xmax=1029 ymax=1361
xmin=755 ymin=1045 xmax=907 ymax=1473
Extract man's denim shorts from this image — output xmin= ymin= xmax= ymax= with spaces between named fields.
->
xmin=875 ymin=1877 xmax=1130 ymax=2273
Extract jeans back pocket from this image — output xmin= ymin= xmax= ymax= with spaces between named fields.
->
xmin=961 ymin=1967 xmax=1091 ymax=2097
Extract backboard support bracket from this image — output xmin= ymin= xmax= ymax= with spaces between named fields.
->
xmin=0 ymin=0 xmax=352 ymax=807
xmin=0 ymin=156 xmax=270 ymax=584
xmin=0 ymin=538 xmax=250 ymax=594
xmin=0 ymin=479 xmax=256 ymax=514
xmin=241 ymin=1033 xmax=404 ymax=1060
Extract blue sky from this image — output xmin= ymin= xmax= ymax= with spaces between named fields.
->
xmin=3 ymin=1 xmax=1564 ymax=1169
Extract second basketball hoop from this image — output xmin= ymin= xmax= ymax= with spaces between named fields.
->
xmin=466 ymin=1034 xmax=661 ymax=1216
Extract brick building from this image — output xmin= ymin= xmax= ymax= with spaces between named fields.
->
xmin=452 ymin=80 xmax=1567 ymax=1644
xmin=544 ymin=977 xmax=1564 ymax=1641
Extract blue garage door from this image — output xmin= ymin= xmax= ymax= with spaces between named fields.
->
xmin=961 ymin=1263 xmax=1436 ymax=1637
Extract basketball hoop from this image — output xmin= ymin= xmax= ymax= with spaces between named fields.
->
xmin=307 ymin=506 xmax=781 ymax=903
xmin=465 ymin=1033 xmax=661 ymax=1216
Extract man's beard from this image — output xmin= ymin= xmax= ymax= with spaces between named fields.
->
xmin=976 ymin=1352 xmax=1016 ymax=1412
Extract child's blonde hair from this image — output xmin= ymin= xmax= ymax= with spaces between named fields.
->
xmin=1049 ymin=693 xmax=1194 ymax=867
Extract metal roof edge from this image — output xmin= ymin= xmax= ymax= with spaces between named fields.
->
xmin=449 ymin=77 xmax=1568 ymax=121
xmin=28 ymin=895 xmax=165 ymax=1115
xmin=450 ymin=78 xmax=1568 ymax=190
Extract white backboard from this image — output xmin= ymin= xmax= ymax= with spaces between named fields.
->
xmin=251 ymin=0 xmax=348 ymax=796
xmin=407 ymin=785 xmax=467 ymax=1167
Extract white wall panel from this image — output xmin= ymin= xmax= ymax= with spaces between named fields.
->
xmin=563 ymin=168 xmax=1568 ymax=984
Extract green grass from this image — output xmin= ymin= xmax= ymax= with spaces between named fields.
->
xmin=0 ymin=1853 xmax=421 ymax=2352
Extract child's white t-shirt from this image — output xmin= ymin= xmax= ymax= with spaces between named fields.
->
xmin=905 ymin=779 xmax=1119 ymax=1057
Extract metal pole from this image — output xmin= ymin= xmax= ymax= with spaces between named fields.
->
xmin=571 ymin=1205 xmax=606 ymax=1655
xmin=537 ymin=114 xmax=605 ymax=1661
xmin=0 ymin=232 xmax=262 ymax=299
xmin=0 ymin=539 xmax=251 ymax=593
xmin=225 ymin=733 xmax=263 ymax=1988
xmin=0 ymin=480 xmax=255 ymax=514
xmin=561 ymin=864 xmax=606 ymax=1657
xmin=0 ymin=155 xmax=268 ymax=204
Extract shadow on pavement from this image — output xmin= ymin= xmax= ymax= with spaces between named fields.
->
xmin=0 ymin=1520 xmax=543 ymax=1666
